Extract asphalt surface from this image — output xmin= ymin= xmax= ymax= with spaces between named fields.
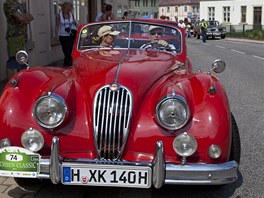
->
xmin=0 ymin=37 xmax=263 ymax=197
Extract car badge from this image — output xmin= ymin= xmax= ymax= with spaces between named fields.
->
xmin=110 ymin=83 xmax=119 ymax=91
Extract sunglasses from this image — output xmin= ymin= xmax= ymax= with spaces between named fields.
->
xmin=149 ymin=31 xmax=163 ymax=36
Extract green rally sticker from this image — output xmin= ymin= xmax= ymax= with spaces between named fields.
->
xmin=0 ymin=147 xmax=39 ymax=172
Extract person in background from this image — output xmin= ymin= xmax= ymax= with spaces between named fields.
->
xmin=201 ymin=19 xmax=208 ymax=43
xmin=178 ymin=20 xmax=186 ymax=29
xmin=122 ymin=11 xmax=128 ymax=19
xmin=95 ymin=2 xmax=106 ymax=22
xmin=55 ymin=2 xmax=77 ymax=66
xmin=99 ymin=4 xmax=115 ymax=21
xmin=3 ymin=0 xmax=34 ymax=80
xmin=160 ymin=15 xmax=166 ymax=20
xmin=186 ymin=22 xmax=192 ymax=38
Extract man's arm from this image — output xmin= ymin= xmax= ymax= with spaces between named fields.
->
xmin=12 ymin=12 xmax=33 ymax=24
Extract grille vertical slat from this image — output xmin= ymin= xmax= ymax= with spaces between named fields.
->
xmin=93 ymin=85 xmax=132 ymax=160
xmin=118 ymin=89 xmax=124 ymax=152
xmin=96 ymin=91 xmax=102 ymax=152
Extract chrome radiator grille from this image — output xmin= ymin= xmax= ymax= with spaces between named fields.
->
xmin=93 ymin=85 xmax=132 ymax=160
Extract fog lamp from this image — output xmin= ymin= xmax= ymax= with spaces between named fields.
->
xmin=208 ymin=145 xmax=222 ymax=159
xmin=173 ymin=132 xmax=197 ymax=157
xmin=21 ymin=128 xmax=44 ymax=152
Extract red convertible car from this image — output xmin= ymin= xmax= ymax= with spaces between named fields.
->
xmin=0 ymin=19 xmax=240 ymax=188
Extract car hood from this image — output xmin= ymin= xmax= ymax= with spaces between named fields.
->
xmin=75 ymin=49 xmax=181 ymax=89
xmin=73 ymin=49 xmax=183 ymax=113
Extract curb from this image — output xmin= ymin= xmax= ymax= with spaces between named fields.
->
xmin=225 ymin=37 xmax=264 ymax=44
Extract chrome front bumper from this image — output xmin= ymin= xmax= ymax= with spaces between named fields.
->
xmin=13 ymin=137 xmax=240 ymax=188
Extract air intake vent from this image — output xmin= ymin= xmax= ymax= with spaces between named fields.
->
xmin=93 ymin=85 xmax=132 ymax=160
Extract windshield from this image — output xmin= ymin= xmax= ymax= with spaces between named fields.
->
xmin=78 ymin=21 xmax=182 ymax=54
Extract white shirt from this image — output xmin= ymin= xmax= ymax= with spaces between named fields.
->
xmin=58 ymin=11 xmax=77 ymax=36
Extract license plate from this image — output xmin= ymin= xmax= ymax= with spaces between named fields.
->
xmin=61 ymin=163 xmax=152 ymax=188
xmin=0 ymin=146 xmax=40 ymax=178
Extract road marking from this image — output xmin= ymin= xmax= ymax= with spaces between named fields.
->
xmin=215 ymin=45 xmax=226 ymax=49
xmin=230 ymin=49 xmax=245 ymax=54
xmin=252 ymin=55 xmax=264 ymax=60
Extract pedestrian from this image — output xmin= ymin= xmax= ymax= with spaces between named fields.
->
xmin=178 ymin=20 xmax=186 ymax=29
xmin=201 ymin=19 xmax=208 ymax=43
xmin=95 ymin=2 xmax=106 ymax=22
xmin=99 ymin=4 xmax=115 ymax=21
xmin=55 ymin=2 xmax=78 ymax=66
xmin=122 ymin=11 xmax=128 ymax=19
xmin=186 ymin=22 xmax=192 ymax=38
xmin=3 ymin=0 xmax=34 ymax=80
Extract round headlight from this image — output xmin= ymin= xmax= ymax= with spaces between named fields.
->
xmin=34 ymin=94 xmax=67 ymax=129
xmin=21 ymin=128 xmax=44 ymax=152
xmin=156 ymin=95 xmax=190 ymax=130
xmin=208 ymin=145 xmax=222 ymax=159
xmin=173 ymin=132 xmax=197 ymax=157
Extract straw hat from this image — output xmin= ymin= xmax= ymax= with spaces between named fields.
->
xmin=98 ymin=26 xmax=120 ymax=38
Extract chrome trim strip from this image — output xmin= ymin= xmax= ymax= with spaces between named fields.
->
xmin=152 ymin=141 xmax=165 ymax=188
xmin=50 ymin=136 xmax=60 ymax=184
xmin=165 ymin=161 xmax=238 ymax=185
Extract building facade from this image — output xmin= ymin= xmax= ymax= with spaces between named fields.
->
xmin=159 ymin=0 xmax=200 ymax=22
xmin=200 ymin=0 xmax=264 ymax=28
xmin=128 ymin=0 xmax=159 ymax=18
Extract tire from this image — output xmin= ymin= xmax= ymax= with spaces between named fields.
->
xmin=14 ymin=178 xmax=44 ymax=189
xmin=221 ymin=35 xmax=226 ymax=39
xmin=229 ymin=113 xmax=241 ymax=164
xmin=197 ymin=35 xmax=200 ymax=39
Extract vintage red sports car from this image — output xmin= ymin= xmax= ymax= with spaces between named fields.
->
xmin=0 ymin=19 xmax=240 ymax=189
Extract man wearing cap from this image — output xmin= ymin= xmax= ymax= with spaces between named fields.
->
xmin=140 ymin=25 xmax=175 ymax=50
xmin=97 ymin=25 xmax=120 ymax=47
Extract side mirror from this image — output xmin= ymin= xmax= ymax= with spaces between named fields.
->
xmin=16 ymin=50 xmax=29 ymax=67
xmin=211 ymin=59 xmax=226 ymax=73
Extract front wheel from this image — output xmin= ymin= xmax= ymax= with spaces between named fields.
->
xmin=229 ymin=113 xmax=241 ymax=164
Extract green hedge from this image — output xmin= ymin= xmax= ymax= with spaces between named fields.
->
xmin=227 ymin=30 xmax=264 ymax=40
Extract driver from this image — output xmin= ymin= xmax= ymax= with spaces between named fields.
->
xmin=141 ymin=25 xmax=175 ymax=50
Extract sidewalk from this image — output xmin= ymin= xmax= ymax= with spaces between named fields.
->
xmin=225 ymin=37 xmax=264 ymax=44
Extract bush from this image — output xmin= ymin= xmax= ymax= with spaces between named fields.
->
xmin=227 ymin=29 xmax=264 ymax=40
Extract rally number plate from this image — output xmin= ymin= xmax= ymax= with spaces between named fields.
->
xmin=0 ymin=146 xmax=40 ymax=178
xmin=61 ymin=163 xmax=152 ymax=188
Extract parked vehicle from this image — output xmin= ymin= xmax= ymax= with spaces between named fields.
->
xmin=194 ymin=20 xmax=227 ymax=39
xmin=0 ymin=19 xmax=240 ymax=189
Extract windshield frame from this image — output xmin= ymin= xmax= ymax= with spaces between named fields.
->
xmin=77 ymin=20 xmax=183 ymax=55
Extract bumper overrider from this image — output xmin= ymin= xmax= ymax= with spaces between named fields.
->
xmin=0 ymin=137 xmax=238 ymax=188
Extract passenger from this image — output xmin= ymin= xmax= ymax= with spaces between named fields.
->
xmin=95 ymin=25 xmax=120 ymax=47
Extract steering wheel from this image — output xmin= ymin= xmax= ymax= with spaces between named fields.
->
xmin=140 ymin=42 xmax=171 ymax=51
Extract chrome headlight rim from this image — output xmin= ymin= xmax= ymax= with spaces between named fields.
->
xmin=33 ymin=93 xmax=67 ymax=129
xmin=156 ymin=94 xmax=190 ymax=131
